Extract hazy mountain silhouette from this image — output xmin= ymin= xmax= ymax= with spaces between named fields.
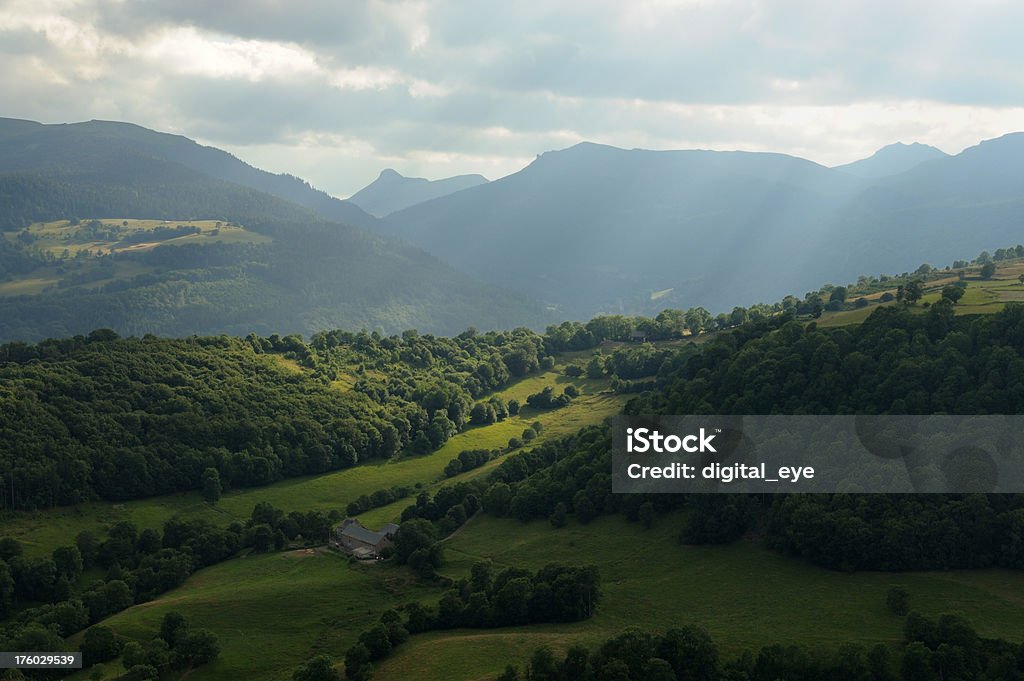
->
xmin=349 ymin=168 xmax=489 ymax=216
xmin=381 ymin=136 xmax=1024 ymax=318
xmin=834 ymin=142 xmax=948 ymax=178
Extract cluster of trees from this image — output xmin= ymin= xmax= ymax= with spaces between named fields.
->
xmin=242 ymin=501 xmax=337 ymax=553
xmin=83 ymin=612 xmax=219 ymax=681
xmin=444 ymin=449 xmax=498 ymax=477
xmin=346 ymin=485 xmax=414 ymax=517
xmin=499 ymin=611 xmax=1024 ymax=681
xmin=526 ymin=386 xmax=576 ymax=410
xmin=338 ymin=564 xmax=600 ymax=681
xmin=470 ymin=397 xmax=517 ymax=425
xmin=340 ymin=609 xmax=411 ymax=681
xmin=427 ymin=562 xmax=601 ymax=629
xmin=396 ymin=482 xmax=483 ymax=547
xmin=0 ymin=518 xmax=236 ymax=658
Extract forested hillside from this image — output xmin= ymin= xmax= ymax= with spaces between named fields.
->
xmin=0 ymin=118 xmax=378 ymax=230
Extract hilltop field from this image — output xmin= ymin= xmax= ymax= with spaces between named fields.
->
xmin=0 ymin=218 xmax=269 ymax=297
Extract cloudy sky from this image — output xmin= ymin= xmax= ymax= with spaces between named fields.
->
xmin=1 ymin=0 xmax=1023 ymax=197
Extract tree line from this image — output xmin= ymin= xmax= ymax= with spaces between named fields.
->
xmin=496 ymin=609 xmax=1023 ymax=681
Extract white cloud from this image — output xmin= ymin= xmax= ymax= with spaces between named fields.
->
xmin=1 ymin=0 xmax=1023 ymax=195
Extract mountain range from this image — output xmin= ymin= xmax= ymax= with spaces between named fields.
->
xmin=374 ymin=135 xmax=1024 ymax=317
xmin=3 ymin=116 xmax=1024 ymax=340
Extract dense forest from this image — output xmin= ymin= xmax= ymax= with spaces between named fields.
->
xmin=0 ymin=314 xmax=693 ymax=510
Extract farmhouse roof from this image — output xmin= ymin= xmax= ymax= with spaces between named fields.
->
xmin=340 ymin=521 xmax=399 ymax=545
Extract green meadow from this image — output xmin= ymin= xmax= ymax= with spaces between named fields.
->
xmin=67 ymin=550 xmax=439 ymax=681
xmin=70 ymin=512 xmax=1024 ymax=681
xmin=375 ymin=513 xmax=1024 ymax=681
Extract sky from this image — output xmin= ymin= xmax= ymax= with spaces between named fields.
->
xmin=1 ymin=0 xmax=1023 ymax=197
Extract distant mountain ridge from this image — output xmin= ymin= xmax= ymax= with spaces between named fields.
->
xmin=834 ymin=141 xmax=949 ymax=178
xmin=348 ymin=168 xmax=489 ymax=216
xmin=378 ymin=135 xmax=1024 ymax=319
xmin=0 ymin=117 xmax=379 ymax=230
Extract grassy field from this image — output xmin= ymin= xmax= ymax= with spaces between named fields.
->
xmin=820 ymin=261 xmax=1024 ymax=327
xmin=374 ymin=514 xmax=1024 ymax=681
xmin=0 ymin=218 xmax=270 ymax=297
xmin=50 ymin=506 xmax=1024 ymax=681
xmin=66 ymin=550 xmax=439 ymax=681
xmin=0 ymin=361 xmax=626 ymax=558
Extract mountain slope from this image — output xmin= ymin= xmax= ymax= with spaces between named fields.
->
xmin=0 ymin=128 xmax=544 ymax=341
xmin=834 ymin=141 xmax=948 ymax=178
xmin=348 ymin=169 xmax=489 ymax=216
xmin=0 ymin=117 xmax=379 ymax=230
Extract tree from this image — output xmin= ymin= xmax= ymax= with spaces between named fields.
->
xmin=122 ymin=641 xmax=146 ymax=670
xmin=829 ymin=287 xmax=848 ymax=304
xmin=293 ymin=654 xmax=342 ymax=681
xmin=657 ymin=626 xmax=719 ymax=681
xmin=528 ymin=647 xmax=559 ymax=681
xmin=344 ymin=643 xmax=372 ymax=681
xmin=574 ymin=492 xmax=597 ymax=524
xmin=359 ymin=624 xmax=393 ymax=659
xmin=52 ymin=545 xmax=83 ymax=581
xmin=484 ymin=483 xmax=513 ymax=516
xmin=159 ymin=611 xmax=188 ymax=648
xmin=941 ymin=285 xmax=965 ymax=304
xmin=82 ymin=626 xmax=121 ymax=665
xmin=684 ymin=307 xmax=712 ymax=336
xmin=393 ymin=519 xmax=437 ymax=564
xmin=201 ymin=468 xmax=222 ymax=503
xmin=886 ymin=585 xmax=910 ymax=616
xmin=1018 ymin=274 xmax=1024 ymax=286
xmin=980 ymin=262 xmax=997 ymax=279
xmin=900 ymin=280 xmax=923 ymax=305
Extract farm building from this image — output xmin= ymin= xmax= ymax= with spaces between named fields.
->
xmin=331 ymin=519 xmax=399 ymax=559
